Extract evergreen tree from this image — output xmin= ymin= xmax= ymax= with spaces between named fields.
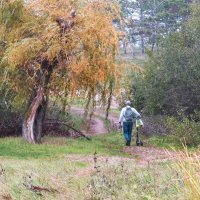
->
xmin=120 ymin=0 xmax=191 ymax=54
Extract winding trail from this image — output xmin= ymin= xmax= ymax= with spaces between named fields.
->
xmin=71 ymin=107 xmax=119 ymax=135
xmin=71 ymin=107 xmax=180 ymax=169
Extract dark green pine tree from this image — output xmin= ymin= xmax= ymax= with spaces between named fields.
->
xmin=119 ymin=0 xmax=191 ymax=54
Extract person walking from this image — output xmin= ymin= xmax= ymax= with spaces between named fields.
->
xmin=119 ymin=100 xmax=141 ymax=146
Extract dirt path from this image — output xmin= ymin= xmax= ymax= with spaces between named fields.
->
xmin=72 ymin=107 xmax=119 ymax=135
xmin=123 ymin=146 xmax=178 ymax=166
xmin=71 ymin=107 xmax=178 ymax=169
xmin=66 ymin=146 xmax=178 ymax=178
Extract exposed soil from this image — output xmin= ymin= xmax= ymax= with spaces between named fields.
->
xmin=66 ymin=146 xmax=178 ymax=179
xmin=123 ymin=146 xmax=178 ymax=166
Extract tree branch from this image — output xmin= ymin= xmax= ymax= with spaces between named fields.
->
xmin=45 ymin=119 xmax=91 ymax=141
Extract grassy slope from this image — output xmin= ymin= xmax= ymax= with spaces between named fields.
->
xmin=0 ymin=134 xmax=190 ymax=200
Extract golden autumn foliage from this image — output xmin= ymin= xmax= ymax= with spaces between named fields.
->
xmin=0 ymin=0 xmax=121 ymax=143
xmin=70 ymin=1 xmax=118 ymax=90
xmin=0 ymin=0 xmax=119 ymax=100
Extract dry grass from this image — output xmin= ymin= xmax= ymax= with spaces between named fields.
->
xmin=0 ymin=135 xmax=200 ymax=199
xmin=176 ymin=147 xmax=200 ymax=200
xmin=0 ymin=153 xmax=187 ymax=200
xmin=0 ymin=157 xmax=89 ymax=200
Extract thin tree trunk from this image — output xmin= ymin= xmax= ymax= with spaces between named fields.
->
xmin=89 ymin=94 xmax=96 ymax=120
xmin=141 ymin=35 xmax=145 ymax=54
xmin=84 ymin=90 xmax=92 ymax=118
xmin=131 ymin=43 xmax=135 ymax=57
xmin=151 ymin=0 xmax=156 ymax=52
xmin=140 ymin=8 xmax=145 ymax=54
xmin=123 ymin=39 xmax=127 ymax=54
xmin=151 ymin=41 xmax=155 ymax=52
xmin=61 ymin=80 xmax=70 ymax=116
xmin=105 ymin=78 xmax=114 ymax=120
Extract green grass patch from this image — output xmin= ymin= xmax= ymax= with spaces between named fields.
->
xmin=0 ymin=133 xmax=126 ymax=159
xmin=1 ymin=133 xmax=196 ymax=160
xmin=145 ymin=135 xmax=184 ymax=150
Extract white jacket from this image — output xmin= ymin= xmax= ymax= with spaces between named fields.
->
xmin=119 ymin=106 xmax=141 ymax=125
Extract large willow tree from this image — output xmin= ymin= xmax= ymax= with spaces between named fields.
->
xmin=0 ymin=0 xmax=118 ymax=143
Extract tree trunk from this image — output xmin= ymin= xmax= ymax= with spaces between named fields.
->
xmin=84 ymin=90 xmax=92 ymax=118
xmin=89 ymin=94 xmax=96 ymax=120
xmin=141 ymin=35 xmax=145 ymax=54
xmin=131 ymin=44 xmax=135 ymax=57
xmin=22 ymin=60 xmax=55 ymax=143
xmin=151 ymin=0 xmax=156 ymax=52
xmin=151 ymin=40 xmax=155 ymax=52
xmin=105 ymin=78 xmax=114 ymax=120
xmin=123 ymin=39 xmax=127 ymax=54
xmin=140 ymin=8 xmax=145 ymax=54
xmin=61 ymin=80 xmax=70 ymax=116
xmin=22 ymin=87 xmax=45 ymax=143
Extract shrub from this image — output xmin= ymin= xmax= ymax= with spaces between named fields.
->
xmin=130 ymin=6 xmax=200 ymax=117
xmin=0 ymin=89 xmax=23 ymax=137
xmin=140 ymin=115 xmax=168 ymax=136
xmin=166 ymin=117 xmax=200 ymax=147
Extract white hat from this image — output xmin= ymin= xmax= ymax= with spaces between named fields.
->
xmin=125 ymin=100 xmax=131 ymax=105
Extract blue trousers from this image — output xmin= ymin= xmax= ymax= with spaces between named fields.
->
xmin=123 ymin=122 xmax=133 ymax=142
